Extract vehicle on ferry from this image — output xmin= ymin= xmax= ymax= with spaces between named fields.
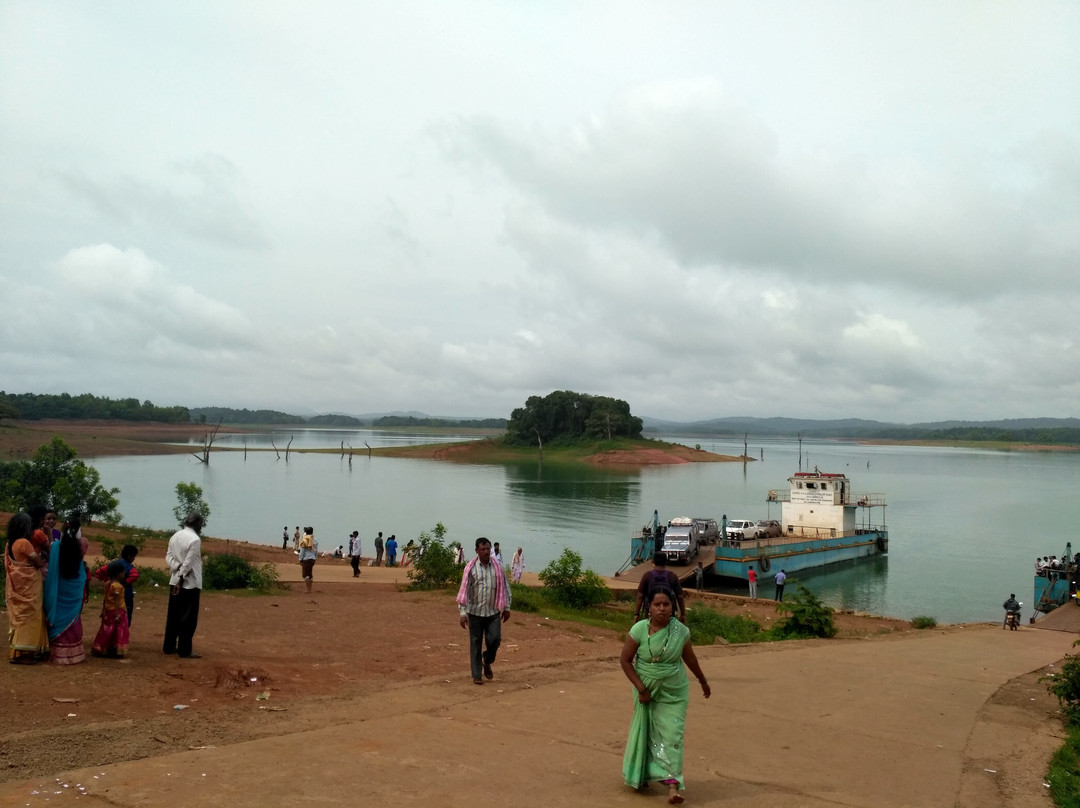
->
xmin=661 ymin=517 xmax=700 ymax=564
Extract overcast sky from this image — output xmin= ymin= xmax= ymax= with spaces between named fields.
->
xmin=2 ymin=2 xmax=1078 ymax=423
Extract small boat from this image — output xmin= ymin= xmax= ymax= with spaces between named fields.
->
xmin=629 ymin=468 xmax=888 ymax=581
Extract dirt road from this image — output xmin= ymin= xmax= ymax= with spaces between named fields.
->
xmin=1 ymin=555 xmax=1072 ymax=807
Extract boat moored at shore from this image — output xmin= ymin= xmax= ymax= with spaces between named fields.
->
xmin=629 ymin=468 xmax=888 ymax=582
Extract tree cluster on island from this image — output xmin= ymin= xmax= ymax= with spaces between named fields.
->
xmin=505 ymin=390 xmax=643 ymax=446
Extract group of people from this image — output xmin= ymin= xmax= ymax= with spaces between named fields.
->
xmin=746 ymin=564 xmax=787 ymax=601
xmin=5 ymin=507 xmax=138 ymax=665
xmin=282 ymin=524 xmax=527 ymax=586
xmin=1035 ymin=555 xmax=1077 ymax=576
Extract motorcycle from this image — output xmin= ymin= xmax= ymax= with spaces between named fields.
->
xmin=1005 ymin=602 xmax=1023 ymax=630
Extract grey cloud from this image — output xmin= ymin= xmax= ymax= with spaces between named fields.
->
xmin=452 ymin=90 xmax=1080 ymax=300
xmin=56 ymin=154 xmax=268 ymax=250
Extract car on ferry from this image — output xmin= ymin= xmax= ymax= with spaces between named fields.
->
xmin=755 ymin=519 xmax=782 ymax=538
xmin=724 ymin=519 xmax=757 ymax=543
xmin=693 ymin=518 xmax=719 ymax=544
xmin=662 ymin=517 xmax=700 ymax=564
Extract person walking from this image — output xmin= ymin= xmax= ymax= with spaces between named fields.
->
xmin=621 ymin=584 xmax=710 ymax=804
xmin=774 ymin=569 xmax=787 ymax=601
xmin=163 ymin=511 xmax=204 ymax=659
xmin=456 ymin=537 xmax=511 ymax=685
xmin=373 ymin=532 xmax=384 ymax=567
xmin=634 ymin=553 xmax=686 ymax=623
xmin=748 ymin=565 xmax=757 ymax=600
xmin=348 ymin=531 xmax=362 ymax=577
xmin=511 ymin=547 xmax=525 ymax=583
xmin=298 ymin=527 xmax=317 ymax=594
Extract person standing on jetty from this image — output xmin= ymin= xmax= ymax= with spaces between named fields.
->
xmin=457 ymin=537 xmax=511 ymax=685
xmin=747 ymin=565 xmax=757 ymax=600
xmin=348 ymin=531 xmax=362 ymax=577
xmin=621 ymin=584 xmax=710 ymax=804
xmin=293 ymin=526 xmax=300 ymax=552
xmin=163 ymin=511 xmax=204 ymax=659
xmin=774 ymin=569 xmax=786 ymax=601
xmin=282 ymin=526 xmax=289 ymax=551
xmin=385 ymin=535 xmax=398 ymax=567
xmin=373 ymin=532 xmax=384 ymax=566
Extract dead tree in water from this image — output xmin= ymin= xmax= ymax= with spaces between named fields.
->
xmin=364 ymin=441 xmax=372 ymax=458
xmin=285 ymin=435 xmax=294 ymax=462
xmin=191 ymin=420 xmax=222 ymax=464
xmin=346 ymin=443 xmax=354 ymax=468
xmin=270 ymin=439 xmax=281 ymax=460
xmin=534 ymin=428 xmax=543 ymax=461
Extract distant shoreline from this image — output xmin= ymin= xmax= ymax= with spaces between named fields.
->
xmin=2 ymin=418 xmax=1075 ymax=461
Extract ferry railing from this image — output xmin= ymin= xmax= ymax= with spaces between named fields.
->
xmin=719 ymin=526 xmax=886 ymax=548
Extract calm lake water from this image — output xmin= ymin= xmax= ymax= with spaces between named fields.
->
xmin=89 ymin=430 xmax=1080 ymax=624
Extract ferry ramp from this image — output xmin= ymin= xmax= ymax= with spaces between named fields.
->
xmin=614 ymin=546 xmax=716 ymax=587
xmin=1032 ymin=600 xmax=1080 ymax=632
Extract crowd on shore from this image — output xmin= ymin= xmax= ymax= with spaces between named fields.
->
xmin=5 ymin=507 xmax=137 ymax=666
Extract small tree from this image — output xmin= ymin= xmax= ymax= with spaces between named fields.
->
xmin=771 ymin=583 xmax=837 ymax=639
xmin=538 ymin=548 xmax=611 ymax=609
xmin=407 ymin=523 xmax=460 ymax=591
xmin=172 ymin=482 xmax=211 ymax=526
xmin=12 ymin=437 xmax=121 ymax=523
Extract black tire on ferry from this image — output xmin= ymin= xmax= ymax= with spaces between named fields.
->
xmin=758 ymin=554 xmax=771 ymax=573
xmin=876 ymin=537 xmax=888 ymax=552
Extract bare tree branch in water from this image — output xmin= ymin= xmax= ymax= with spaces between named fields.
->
xmin=191 ymin=420 xmax=222 ymax=464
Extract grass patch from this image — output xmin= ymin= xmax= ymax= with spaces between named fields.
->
xmin=685 ymin=606 xmax=763 ymax=645
xmin=1048 ymin=728 xmax=1080 ymax=808
xmin=910 ymin=615 xmax=937 ymax=629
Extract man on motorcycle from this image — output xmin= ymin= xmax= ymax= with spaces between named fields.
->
xmin=1003 ymin=594 xmax=1021 ymax=628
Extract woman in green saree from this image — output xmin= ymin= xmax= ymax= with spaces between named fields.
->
xmin=621 ymin=585 xmax=710 ymax=804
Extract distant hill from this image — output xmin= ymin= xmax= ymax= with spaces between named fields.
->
xmin=640 ymin=416 xmax=1080 ymax=445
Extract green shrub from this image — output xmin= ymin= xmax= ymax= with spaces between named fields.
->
xmin=1047 ymin=727 xmax=1080 ymax=808
xmin=910 ymin=615 xmax=937 ymax=629
xmin=1047 ymin=653 xmax=1080 ymax=727
xmin=99 ymin=538 xmax=119 ymax=560
xmin=203 ymin=553 xmax=280 ymax=591
xmin=684 ymin=606 xmax=763 ymax=645
xmin=509 ymin=583 xmax=543 ymax=613
xmin=538 ymin=548 xmax=611 ymax=609
xmin=769 ymin=583 xmax=837 ymax=639
xmin=407 ymin=523 xmax=462 ymax=591
xmin=137 ymin=565 xmax=171 ymax=587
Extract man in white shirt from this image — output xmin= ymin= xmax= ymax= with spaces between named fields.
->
xmin=163 ymin=511 xmax=204 ymax=659
xmin=348 ymin=531 xmax=362 ymax=578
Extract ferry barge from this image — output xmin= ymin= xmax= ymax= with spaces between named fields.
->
xmin=630 ymin=468 xmax=888 ymax=582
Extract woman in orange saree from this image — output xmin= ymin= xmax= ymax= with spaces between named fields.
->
xmin=5 ymin=513 xmax=50 ymax=664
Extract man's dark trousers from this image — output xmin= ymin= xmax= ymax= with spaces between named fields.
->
xmin=467 ymin=612 xmax=501 ymax=680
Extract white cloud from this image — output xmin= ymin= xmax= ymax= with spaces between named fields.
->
xmin=0 ymin=3 xmax=1078 ymax=422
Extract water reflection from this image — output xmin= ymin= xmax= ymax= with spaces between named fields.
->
xmin=88 ymin=435 xmax=1080 ymax=624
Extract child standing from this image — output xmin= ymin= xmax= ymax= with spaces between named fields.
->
xmin=94 ymin=544 xmax=139 ymax=625
xmin=91 ymin=560 xmax=130 ymax=657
